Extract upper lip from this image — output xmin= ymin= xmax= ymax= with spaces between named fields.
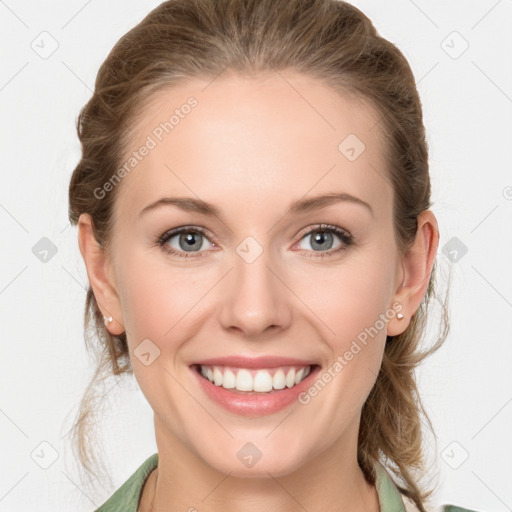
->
xmin=191 ymin=356 xmax=318 ymax=369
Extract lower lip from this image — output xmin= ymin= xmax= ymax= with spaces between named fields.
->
xmin=190 ymin=365 xmax=320 ymax=416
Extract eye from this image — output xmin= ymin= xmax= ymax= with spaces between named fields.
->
xmin=157 ymin=226 xmax=215 ymax=258
xmin=294 ymin=224 xmax=353 ymax=257
xmin=157 ymin=223 xmax=353 ymax=259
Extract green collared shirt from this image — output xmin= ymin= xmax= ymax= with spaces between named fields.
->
xmin=94 ymin=453 xmax=478 ymax=512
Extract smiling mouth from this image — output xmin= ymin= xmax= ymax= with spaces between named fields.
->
xmin=191 ymin=364 xmax=320 ymax=394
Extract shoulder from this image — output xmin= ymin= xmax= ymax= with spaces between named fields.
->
xmin=401 ymin=493 xmax=484 ymax=512
xmin=93 ymin=453 xmax=159 ymax=512
xmin=442 ymin=507 xmax=484 ymax=512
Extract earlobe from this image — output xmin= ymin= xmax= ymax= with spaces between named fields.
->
xmin=77 ymin=213 xmax=125 ymax=335
xmin=387 ymin=210 xmax=439 ymax=336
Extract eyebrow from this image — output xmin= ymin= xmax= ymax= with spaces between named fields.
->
xmin=138 ymin=192 xmax=373 ymax=220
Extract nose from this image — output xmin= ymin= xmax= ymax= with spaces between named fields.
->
xmin=219 ymin=245 xmax=292 ymax=338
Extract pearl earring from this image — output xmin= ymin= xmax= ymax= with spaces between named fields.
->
xmin=103 ymin=315 xmax=113 ymax=325
xmin=397 ymin=312 xmax=404 ymax=320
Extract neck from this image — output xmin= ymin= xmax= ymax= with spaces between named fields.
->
xmin=139 ymin=417 xmax=380 ymax=512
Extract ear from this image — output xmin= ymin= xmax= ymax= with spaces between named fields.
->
xmin=77 ymin=213 xmax=125 ymax=335
xmin=387 ymin=209 xmax=439 ymax=336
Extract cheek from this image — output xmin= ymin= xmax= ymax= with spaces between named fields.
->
xmin=119 ymin=272 xmax=171 ymax=340
xmin=291 ymin=253 xmax=396 ymax=347
xmin=296 ymin=262 xmax=391 ymax=421
xmin=115 ymin=253 xmax=205 ymax=404
xmin=116 ymin=252 xmax=215 ymax=345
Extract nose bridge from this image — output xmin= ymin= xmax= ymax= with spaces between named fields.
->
xmin=219 ymin=236 xmax=291 ymax=336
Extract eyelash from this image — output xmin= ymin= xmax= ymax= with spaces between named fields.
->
xmin=156 ymin=224 xmax=354 ymax=259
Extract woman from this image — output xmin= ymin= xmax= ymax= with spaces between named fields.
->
xmin=68 ymin=0 xmax=478 ymax=510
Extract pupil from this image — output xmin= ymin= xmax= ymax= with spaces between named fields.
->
xmin=181 ymin=231 xmax=202 ymax=251
xmin=312 ymin=230 xmax=332 ymax=250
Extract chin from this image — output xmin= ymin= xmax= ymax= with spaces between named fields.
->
xmin=198 ymin=440 xmax=309 ymax=478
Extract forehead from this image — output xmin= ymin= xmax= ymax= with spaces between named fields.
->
xmin=113 ymin=71 xmax=391 ymax=223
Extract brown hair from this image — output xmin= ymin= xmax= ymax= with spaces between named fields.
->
xmin=68 ymin=0 xmax=450 ymax=508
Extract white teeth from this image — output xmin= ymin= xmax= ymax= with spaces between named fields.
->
xmin=222 ymin=369 xmax=236 ymax=389
xmin=253 ymin=370 xmax=273 ymax=392
xmin=272 ymin=369 xmax=286 ymax=390
xmin=236 ymin=369 xmax=253 ymax=391
xmin=285 ymin=369 xmax=296 ymax=388
xmin=213 ymin=367 xmax=223 ymax=386
xmin=199 ymin=365 xmax=312 ymax=392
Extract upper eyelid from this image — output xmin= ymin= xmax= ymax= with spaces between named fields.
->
xmin=159 ymin=225 xmax=214 ymax=243
xmin=296 ymin=223 xmax=351 ymax=239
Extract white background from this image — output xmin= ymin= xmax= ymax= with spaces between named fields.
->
xmin=1 ymin=1 xmax=511 ymax=511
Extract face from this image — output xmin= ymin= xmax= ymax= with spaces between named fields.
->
xmin=97 ymin=71 xmax=408 ymax=477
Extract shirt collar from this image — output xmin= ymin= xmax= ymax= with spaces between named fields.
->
xmin=134 ymin=454 xmax=408 ymax=511
xmin=374 ymin=459 xmax=408 ymax=511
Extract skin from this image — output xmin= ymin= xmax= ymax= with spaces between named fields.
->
xmin=78 ymin=70 xmax=438 ymax=512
